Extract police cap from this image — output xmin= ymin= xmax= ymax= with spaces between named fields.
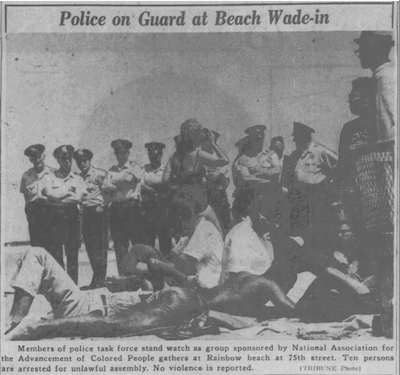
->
xmin=24 ymin=144 xmax=45 ymax=158
xmin=145 ymin=142 xmax=166 ymax=153
xmin=53 ymin=145 xmax=75 ymax=159
xmin=292 ymin=122 xmax=315 ymax=136
xmin=73 ymin=149 xmax=93 ymax=161
xmin=111 ymin=139 xmax=132 ymax=150
xmin=244 ymin=125 xmax=267 ymax=136
xmin=235 ymin=136 xmax=250 ymax=148
xmin=354 ymin=31 xmax=394 ymax=46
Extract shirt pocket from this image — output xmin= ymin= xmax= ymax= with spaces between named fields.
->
xmin=86 ymin=180 xmax=97 ymax=193
xmin=304 ymin=159 xmax=319 ymax=174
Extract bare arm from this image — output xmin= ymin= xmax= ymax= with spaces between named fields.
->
xmin=198 ymin=140 xmax=229 ymax=168
xmin=162 ymin=156 xmax=173 ymax=183
xmin=101 ymin=171 xmax=117 ymax=193
xmin=42 ymin=188 xmax=73 ymax=202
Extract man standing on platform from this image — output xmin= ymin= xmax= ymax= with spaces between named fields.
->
xmin=141 ymin=142 xmax=172 ymax=256
xmin=73 ymin=149 xmax=108 ymax=290
xmin=20 ymin=144 xmax=52 ymax=249
xmin=102 ymin=139 xmax=144 ymax=276
xmin=286 ymin=122 xmax=338 ymax=252
xmin=354 ymin=30 xmax=396 ymax=338
xmin=42 ymin=145 xmax=86 ymax=284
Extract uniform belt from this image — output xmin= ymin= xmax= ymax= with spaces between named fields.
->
xmin=101 ymin=294 xmax=109 ymax=317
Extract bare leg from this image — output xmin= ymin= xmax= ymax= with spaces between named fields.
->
xmin=208 ymin=273 xmax=296 ymax=318
xmin=148 ymin=258 xmax=190 ymax=287
xmin=6 ymin=288 xmax=34 ymax=333
xmin=322 ymin=267 xmax=370 ymax=295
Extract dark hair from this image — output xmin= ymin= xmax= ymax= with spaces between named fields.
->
xmin=351 ymin=77 xmax=373 ymax=93
xmin=271 ymin=136 xmax=284 ymax=144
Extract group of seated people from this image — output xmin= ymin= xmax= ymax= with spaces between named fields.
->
xmin=6 ymin=177 xmax=374 ymax=340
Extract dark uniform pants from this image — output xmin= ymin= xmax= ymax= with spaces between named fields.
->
xmin=82 ymin=206 xmax=108 ymax=287
xmin=142 ymin=199 xmax=172 ymax=256
xmin=109 ymin=200 xmax=145 ymax=276
xmin=25 ymin=199 xmax=50 ymax=248
xmin=47 ymin=205 xmax=81 ymax=284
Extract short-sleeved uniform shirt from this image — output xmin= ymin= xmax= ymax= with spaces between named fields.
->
xmin=103 ymin=161 xmax=143 ymax=202
xmin=20 ymin=166 xmax=53 ymax=203
xmin=221 ymin=216 xmax=274 ymax=284
xmin=288 ymin=142 xmax=338 ymax=187
xmin=373 ymin=62 xmax=395 ymax=143
xmin=143 ymin=164 xmax=165 ymax=187
xmin=182 ymin=217 xmax=224 ymax=289
xmin=41 ymin=170 xmax=87 ymax=206
xmin=80 ymin=166 xmax=107 ymax=208
xmin=233 ymin=149 xmax=281 ymax=190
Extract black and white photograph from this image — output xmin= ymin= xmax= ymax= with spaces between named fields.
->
xmin=1 ymin=2 xmax=398 ymax=374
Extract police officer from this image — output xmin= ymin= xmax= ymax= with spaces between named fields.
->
xmin=141 ymin=142 xmax=172 ymax=256
xmin=102 ymin=139 xmax=144 ymax=276
xmin=286 ymin=122 xmax=338 ymax=252
xmin=20 ymin=144 xmax=53 ymax=248
xmin=73 ymin=149 xmax=108 ymax=289
xmin=232 ymin=125 xmax=281 ymax=223
xmin=42 ymin=145 xmax=86 ymax=284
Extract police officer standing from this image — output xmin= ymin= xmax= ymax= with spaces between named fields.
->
xmin=102 ymin=139 xmax=144 ymax=276
xmin=232 ymin=125 xmax=281 ymax=223
xmin=141 ymin=142 xmax=172 ymax=256
xmin=42 ymin=145 xmax=86 ymax=284
xmin=73 ymin=149 xmax=108 ymax=289
xmin=20 ymin=144 xmax=52 ymax=249
xmin=286 ymin=122 xmax=338 ymax=251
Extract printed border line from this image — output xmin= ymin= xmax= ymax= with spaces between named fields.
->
xmin=3 ymin=1 xmax=396 ymax=34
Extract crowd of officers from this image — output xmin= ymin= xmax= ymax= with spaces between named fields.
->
xmin=19 ymin=30 xmax=395 ymax=333
xmin=20 ymin=120 xmax=337 ymax=289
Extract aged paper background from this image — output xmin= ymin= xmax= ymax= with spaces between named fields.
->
xmin=1 ymin=2 xmax=398 ymax=375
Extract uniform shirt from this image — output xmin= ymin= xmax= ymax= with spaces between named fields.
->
xmin=373 ymin=62 xmax=395 ymax=143
xmin=41 ymin=170 xmax=87 ymax=206
xmin=220 ymin=216 xmax=274 ymax=284
xmin=103 ymin=161 xmax=143 ymax=202
xmin=20 ymin=166 xmax=52 ymax=203
xmin=80 ymin=166 xmax=107 ymax=208
xmin=182 ymin=217 xmax=224 ymax=289
xmin=288 ymin=142 xmax=338 ymax=186
xmin=232 ymin=149 xmax=281 ymax=192
xmin=143 ymin=163 xmax=165 ymax=186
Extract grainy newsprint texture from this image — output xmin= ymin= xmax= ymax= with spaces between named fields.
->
xmin=1 ymin=2 xmax=398 ymax=375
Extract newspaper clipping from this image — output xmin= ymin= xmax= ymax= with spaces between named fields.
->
xmin=1 ymin=2 xmax=398 ymax=375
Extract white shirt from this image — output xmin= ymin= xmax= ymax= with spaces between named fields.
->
xmin=20 ymin=166 xmax=52 ymax=203
xmin=221 ymin=216 xmax=274 ymax=283
xmin=183 ymin=217 xmax=224 ymax=289
xmin=373 ymin=62 xmax=396 ymax=142
xmin=103 ymin=160 xmax=143 ymax=202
